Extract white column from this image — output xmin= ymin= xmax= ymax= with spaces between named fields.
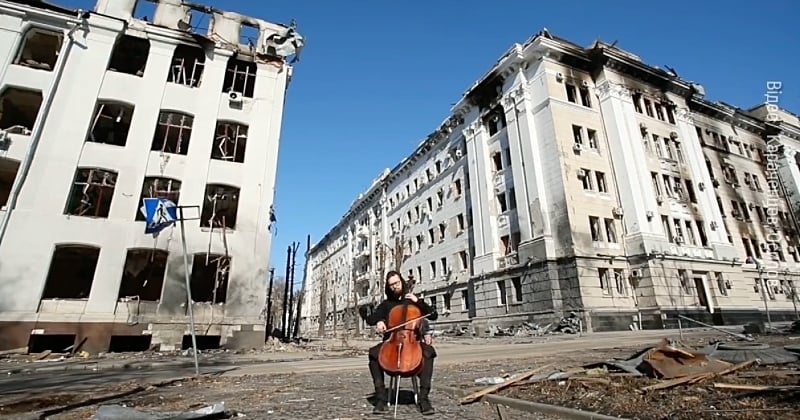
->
xmin=595 ymin=80 xmax=659 ymax=238
xmin=464 ymin=119 xmax=495 ymax=273
xmin=501 ymin=86 xmax=534 ymax=242
xmin=674 ymin=107 xmax=734 ymax=256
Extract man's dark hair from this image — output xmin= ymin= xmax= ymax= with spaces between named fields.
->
xmin=384 ymin=270 xmax=407 ymax=299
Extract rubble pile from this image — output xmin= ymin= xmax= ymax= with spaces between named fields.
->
xmin=457 ymin=336 xmax=800 ymax=419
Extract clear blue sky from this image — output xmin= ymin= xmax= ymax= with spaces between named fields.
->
xmin=57 ymin=0 xmax=799 ymax=287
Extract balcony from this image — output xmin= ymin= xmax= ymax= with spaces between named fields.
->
xmin=497 ymin=252 xmax=519 ymax=268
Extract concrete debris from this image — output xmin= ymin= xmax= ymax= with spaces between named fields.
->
xmin=95 ymin=402 xmax=234 ymax=419
xmin=702 ymin=342 xmax=799 ymax=365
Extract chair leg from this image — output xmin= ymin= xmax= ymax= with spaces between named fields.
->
xmin=412 ymin=376 xmax=420 ymax=407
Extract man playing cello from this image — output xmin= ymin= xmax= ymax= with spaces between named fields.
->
xmin=358 ymin=271 xmax=438 ymax=415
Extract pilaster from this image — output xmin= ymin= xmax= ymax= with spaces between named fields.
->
xmin=464 ymin=119 xmax=495 ymax=274
xmin=595 ymin=80 xmax=661 ymax=250
xmin=501 ymin=86 xmax=535 ymax=242
xmin=674 ymin=107 xmax=736 ymax=259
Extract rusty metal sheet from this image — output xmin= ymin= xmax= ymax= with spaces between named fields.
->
xmin=641 ymin=339 xmax=732 ymax=379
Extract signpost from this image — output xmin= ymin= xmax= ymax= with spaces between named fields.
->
xmin=141 ymin=198 xmax=201 ymax=376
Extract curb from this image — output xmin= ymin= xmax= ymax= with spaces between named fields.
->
xmin=437 ymin=385 xmax=628 ymax=420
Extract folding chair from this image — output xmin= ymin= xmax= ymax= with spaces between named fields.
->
xmin=387 ymin=374 xmax=419 ymax=417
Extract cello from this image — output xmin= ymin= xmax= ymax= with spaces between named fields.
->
xmin=377 ymin=277 xmax=430 ymax=379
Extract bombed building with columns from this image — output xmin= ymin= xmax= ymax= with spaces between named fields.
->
xmin=0 ymin=0 xmax=303 ymax=353
xmin=300 ymin=30 xmax=799 ymax=337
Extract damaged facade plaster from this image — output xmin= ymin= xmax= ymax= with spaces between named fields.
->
xmin=301 ymin=30 xmax=800 ymax=337
xmin=0 ymin=0 xmax=303 ymax=353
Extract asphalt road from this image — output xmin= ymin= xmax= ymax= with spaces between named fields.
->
xmin=221 ymin=327 xmax=718 ymax=376
xmin=0 ymin=326 xmax=736 ymax=397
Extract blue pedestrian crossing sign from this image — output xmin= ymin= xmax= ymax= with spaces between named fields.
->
xmin=141 ymin=198 xmax=178 ymax=235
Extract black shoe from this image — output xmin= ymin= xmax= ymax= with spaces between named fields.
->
xmin=373 ymin=388 xmax=388 ymax=413
xmin=418 ymin=397 xmax=435 ymax=415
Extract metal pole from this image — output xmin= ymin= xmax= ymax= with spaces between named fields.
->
xmin=759 ymin=269 xmax=773 ymax=331
xmin=293 ymin=234 xmax=311 ymax=339
xmin=677 ymin=314 xmax=752 ymax=341
xmin=287 ymin=242 xmax=299 ymax=340
xmin=178 ymin=206 xmax=200 ymax=376
xmin=281 ymin=246 xmax=291 ymax=339
xmin=265 ymin=267 xmax=275 ymax=338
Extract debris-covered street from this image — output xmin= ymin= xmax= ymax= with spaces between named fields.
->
xmin=1 ymin=325 xmax=799 ymax=419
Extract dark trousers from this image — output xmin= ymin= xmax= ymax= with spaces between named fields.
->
xmin=368 ymin=342 xmax=436 ymax=397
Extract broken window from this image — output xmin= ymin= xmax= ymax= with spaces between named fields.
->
xmin=13 ymin=28 xmax=63 ymax=71
xmin=223 ymin=58 xmax=256 ymax=98
xmin=65 ymin=168 xmax=118 ymax=218
xmin=151 ymin=111 xmax=193 ymax=155
xmin=0 ymin=158 xmax=20 ymax=207
xmin=211 ymin=121 xmax=248 ymax=163
xmin=190 ymin=254 xmax=230 ymax=303
xmin=118 ymin=249 xmax=167 ymax=301
xmin=167 ymin=44 xmax=205 ymax=87
xmin=200 ymin=184 xmax=240 ymax=229
xmin=135 ymin=177 xmax=181 ymax=221
xmin=0 ymin=87 xmax=43 ymax=133
xmin=87 ymin=101 xmax=134 ymax=146
xmin=107 ymin=35 xmax=150 ymax=76
xmin=41 ymin=244 xmax=100 ymax=299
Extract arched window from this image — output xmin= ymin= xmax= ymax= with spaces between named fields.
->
xmin=211 ymin=121 xmax=248 ymax=163
xmin=135 ymin=177 xmax=181 ymax=221
xmin=200 ymin=184 xmax=240 ymax=229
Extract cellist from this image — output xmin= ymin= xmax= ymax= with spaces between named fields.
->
xmin=358 ymin=271 xmax=438 ymax=415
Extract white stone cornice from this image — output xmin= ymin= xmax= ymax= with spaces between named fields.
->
xmin=675 ymin=107 xmax=693 ymax=124
xmin=462 ymin=120 xmax=483 ymax=137
xmin=596 ymin=80 xmax=631 ymax=101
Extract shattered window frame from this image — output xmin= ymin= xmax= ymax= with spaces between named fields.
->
xmin=200 ymin=184 xmax=240 ymax=230
xmin=211 ymin=121 xmax=248 ymax=163
xmin=151 ymin=110 xmax=193 ymax=155
xmin=107 ymin=34 xmax=150 ymax=77
xmin=135 ymin=177 xmax=182 ymax=221
xmin=64 ymin=167 xmax=118 ymax=218
xmin=167 ymin=44 xmax=206 ymax=88
xmin=0 ymin=86 xmax=43 ymax=134
xmin=223 ymin=57 xmax=257 ymax=98
xmin=13 ymin=27 xmax=64 ymax=71
xmin=86 ymin=101 xmax=135 ymax=147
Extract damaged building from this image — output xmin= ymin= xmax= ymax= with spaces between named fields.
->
xmin=300 ymin=30 xmax=800 ymax=337
xmin=0 ymin=0 xmax=303 ymax=353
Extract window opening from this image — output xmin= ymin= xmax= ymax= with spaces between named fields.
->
xmin=107 ymin=35 xmax=150 ymax=76
xmin=211 ymin=121 xmax=248 ymax=163
xmin=151 ymin=111 xmax=193 ymax=155
xmin=87 ymin=102 xmax=134 ymax=146
xmin=14 ymin=28 xmax=63 ymax=71
xmin=65 ymin=168 xmax=117 ymax=217
xmin=0 ymin=87 xmax=43 ymax=133
xmin=167 ymin=44 xmax=205 ymax=87
xmin=223 ymin=58 xmax=256 ymax=98
xmin=41 ymin=245 xmax=100 ymax=299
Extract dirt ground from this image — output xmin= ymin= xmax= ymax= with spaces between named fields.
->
xmin=1 ymin=331 xmax=798 ymax=419
xmin=444 ymin=333 xmax=800 ymax=420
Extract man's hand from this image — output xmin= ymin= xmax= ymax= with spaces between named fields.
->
xmin=376 ymin=321 xmax=387 ymax=334
xmin=424 ymin=334 xmax=432 ymax=345
xmin=404 ymin=293 xmax=418 ymax=303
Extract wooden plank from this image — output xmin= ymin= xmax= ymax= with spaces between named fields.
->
xmin=713 ymin=383 xmax=800 ymax=392
xmin=459 ymin=364 xmax=553 ymax=405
